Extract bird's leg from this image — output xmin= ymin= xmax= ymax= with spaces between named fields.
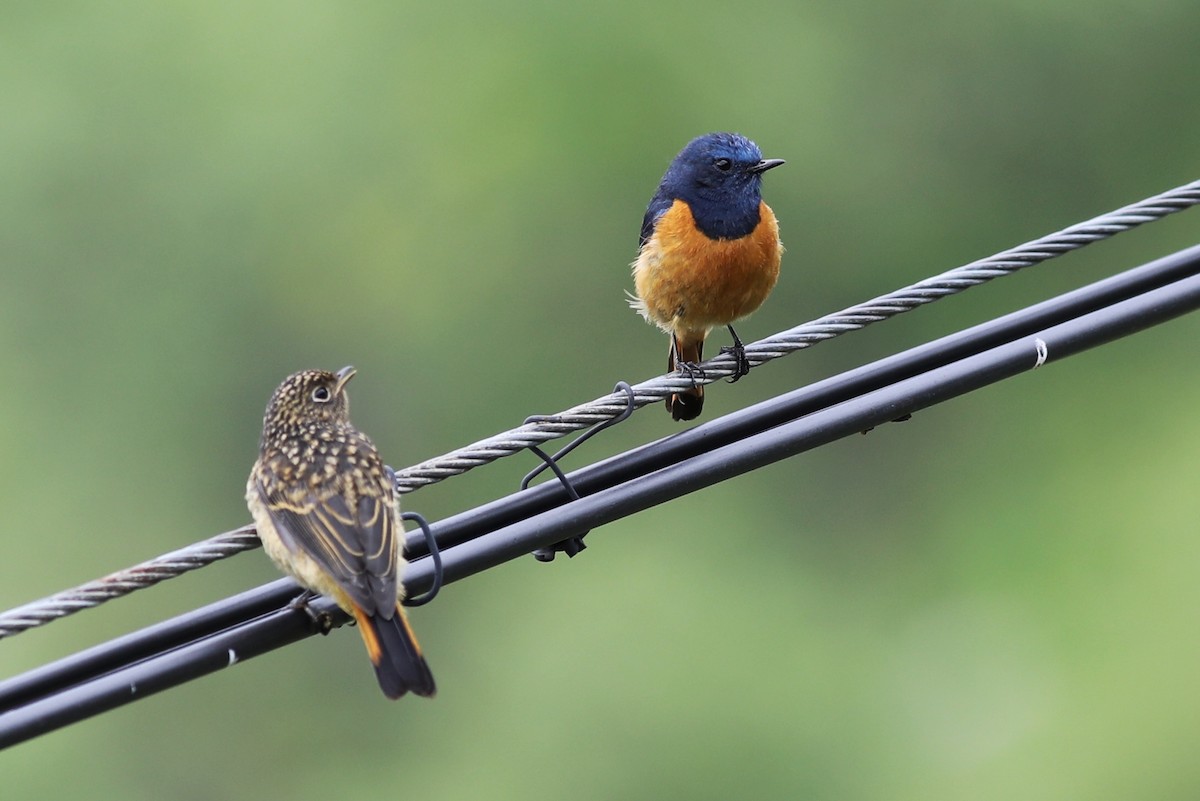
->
xmin=672 ymin=333 xmax=706 ymax=388
xmin=288 ymin=589 xmax=334 ymax=635
xmin=719 ymin=325 xmax=751 ymax=382
xmin=288 ymin=589 xmax=317 ymax=609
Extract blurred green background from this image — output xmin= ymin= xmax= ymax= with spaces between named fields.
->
xmin=3 ymin=0 xmax=1200 ymax=797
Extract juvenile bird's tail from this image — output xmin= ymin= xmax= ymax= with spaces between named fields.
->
xmin=668 ymin=337 xmax=704 ymax=421
xmin=352 ymin=603 xmax=436 ymax=699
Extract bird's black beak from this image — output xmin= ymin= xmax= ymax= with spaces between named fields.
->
xmin=334 ymin=365 xmax=357 ymax=395
xmin=748 ymin=158 xmax=785 ymax=174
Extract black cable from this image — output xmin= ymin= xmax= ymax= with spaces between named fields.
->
xmin=19 ymin=239 xmax=1191 ymax=719
xmin=4 ymin=242 xmax=1198 ymax=717
xmin=433 ymin=271 xmax=1200 ymax=582
xmin=0 ymin=597 xmax=332 ymax=749
xmin=412 ymin=243 xmax=1200 ymax=556
xmin=2 ymin=259 xmax=1198 ymax=749
xmin=0 ymin=579 xmax=296 ymax=714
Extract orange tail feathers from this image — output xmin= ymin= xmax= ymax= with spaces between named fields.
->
xmin=351 ymin=603 xmax=436 ymax=699
xmin=668 ymin=336 xmax=705 ymax=421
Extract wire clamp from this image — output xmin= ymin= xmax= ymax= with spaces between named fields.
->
xmin=522 ymin=381 xmax=636 ymax=561
xmin=1033 ymin=337 xmax=1049 ymax=368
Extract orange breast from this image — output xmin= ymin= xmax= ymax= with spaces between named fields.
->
xmin=633 ymin=199 xmax=782 ymax=339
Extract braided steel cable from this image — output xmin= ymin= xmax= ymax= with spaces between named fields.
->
xmin=0 ymin=528 xmax=260 ymax=639
xmin=1 ymin=178 xmax=1197 ymax=640
xmin=393 ymin=177 xmax=1200 ymax=491
xmin=5 ymin=264 xmax=1200 ymax=748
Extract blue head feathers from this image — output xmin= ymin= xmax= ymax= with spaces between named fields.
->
xmin=641 ymin=132 xmax=784 ymax=244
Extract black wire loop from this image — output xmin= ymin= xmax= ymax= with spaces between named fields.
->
xmin=521 ymin=381 xmax=636 ymax=561
xmin=400 ymin=511 xmax=442 ymax=607
xmin=521 ymin=381 xmax=637 ymax=489
xmin=384 ymin=466 xmax=443 ymax=606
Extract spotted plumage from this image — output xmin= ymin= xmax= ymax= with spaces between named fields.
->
xmin=247 ymin=366 xmax=434 ymax=699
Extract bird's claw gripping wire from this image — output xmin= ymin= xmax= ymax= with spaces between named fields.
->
xmin=674 ymin=361 xmax=706 ymax=388
xmin=288 ymin=590 xmax=335 ymax=635
xmin=521 ymin=381 xmax=637 ymax=561
xmin=719 ymin=325 xmax=751 ymax=383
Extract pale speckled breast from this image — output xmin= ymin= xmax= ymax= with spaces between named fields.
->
xmin=633 ymin=199 xmax=782 ymax=335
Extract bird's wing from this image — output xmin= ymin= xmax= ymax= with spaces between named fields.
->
xmin=254 ymin=475 xmax=398 ymax=615
xmin=639 ymin=190 xmax=675 ymax=248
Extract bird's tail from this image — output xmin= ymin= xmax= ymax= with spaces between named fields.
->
xmin=667 ymin=336 xmax=704 ymax=421
xmin=352 ymin=603 xmax=436 ymax=699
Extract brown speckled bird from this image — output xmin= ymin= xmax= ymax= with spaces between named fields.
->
xmin=246 ymin=366 xmax=435 ymax=699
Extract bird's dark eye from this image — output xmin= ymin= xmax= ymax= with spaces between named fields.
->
xmin=311 ymin=386 xmax=332 ymax=403
xmin=714 ymin=157 xmax=732 ymax=171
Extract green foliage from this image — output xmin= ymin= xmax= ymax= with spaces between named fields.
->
xmin=2 ymin=0 xmax=1200 ymax=798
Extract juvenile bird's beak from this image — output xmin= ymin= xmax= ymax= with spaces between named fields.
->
xmin=748 ymin=158 xmax=785 ymax=174
xmin=334 ymin=365 xmax=357 ymax=395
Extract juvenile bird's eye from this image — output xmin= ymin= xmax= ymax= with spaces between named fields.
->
xmin=311 ymin=386 xmax=332 ymax=403
xmin=713 ymin=157 xmax=732 ymax=171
